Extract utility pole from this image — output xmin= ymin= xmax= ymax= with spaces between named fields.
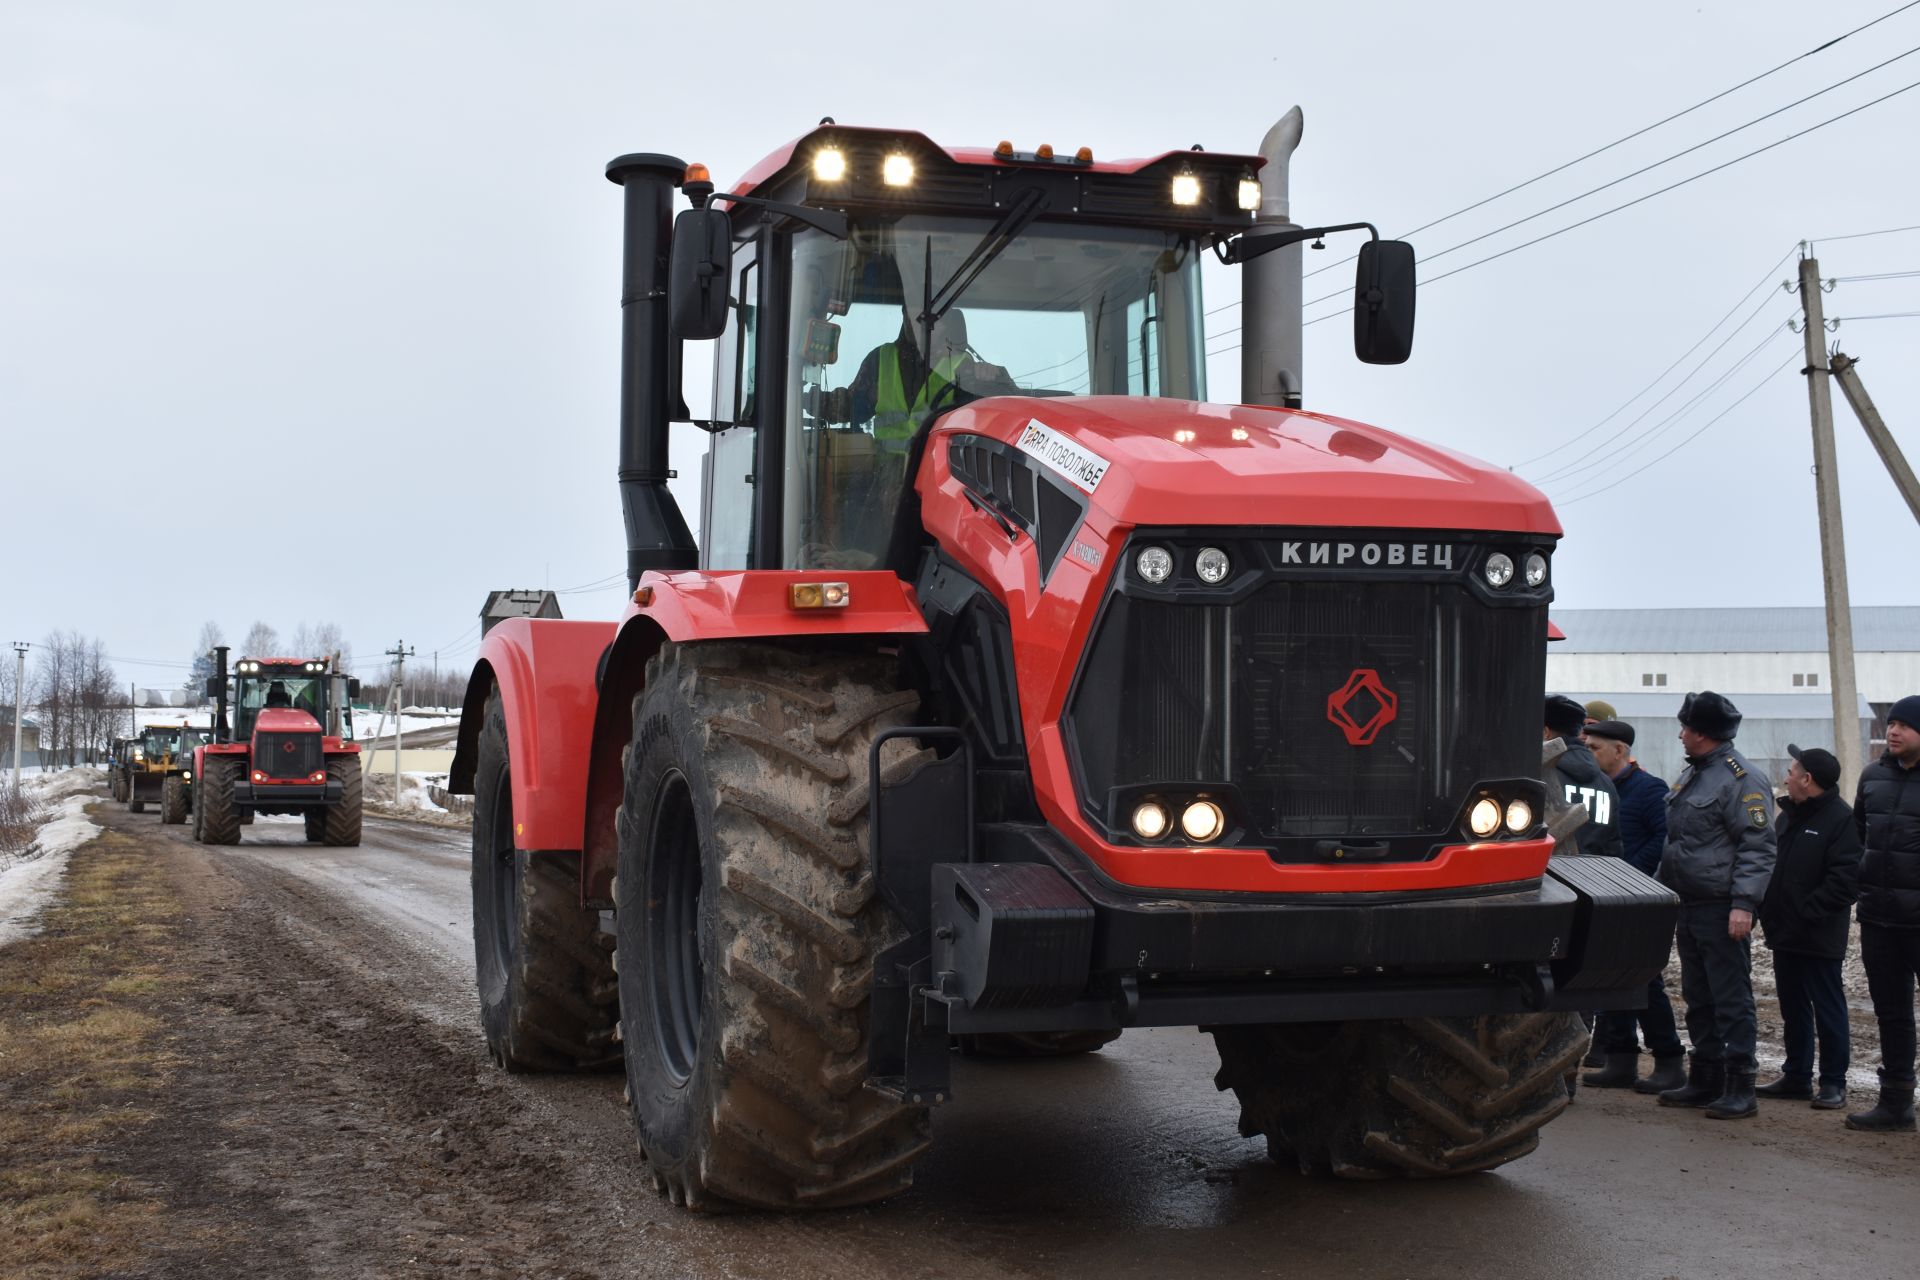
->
xmin=10 ymin=642 xmax=27 ymax=787
xmin=384 ymin=640 xmax=414 ymax=803
xmin=1796 ymin=252 xmax=1864 ymax=795
xmin=1830 ymin=352 xmax=1920 ymax=528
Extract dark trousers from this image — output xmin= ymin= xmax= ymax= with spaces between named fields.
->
xmin=1675 ymin=901 xmax=1757 ymax=1068
xmin=1597 ymin=973 xmax=1686 ymax=1059
xmin=1860 ymin=923 xmax=1920 ymax=1086
xmin=1771 ymin=949 xmax=1850 ymax=1086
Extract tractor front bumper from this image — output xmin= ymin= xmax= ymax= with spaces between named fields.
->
xmin=232 ymin=780 xmax=344 ymax=807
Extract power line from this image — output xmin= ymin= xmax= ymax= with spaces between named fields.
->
xmin=1530 ymin=297 xmax=1790 ymax=485
xmin=1286 ymin=73 xmax=1920 ymax=334
xmin=1831 ymin=310 xmax=1920 ymax=321
xmin=1204 ymin=0 xmax=1920 ymax=312
xmin=1539 ymin=322 xmax=1792 ymax=490
xmin=1511 ymin=246 xmax=1799 ymax=470
xmin=1812 ymin=222 xmax=1920 ymax=244
xmin=1554 ymin=347 xmax=1800 ymax=506
xmin=1828 ymin=269 xmax=1920 ymax=282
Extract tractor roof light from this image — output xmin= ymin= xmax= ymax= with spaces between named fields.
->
xmin=882 ymin=153 xmax=914 ymax=187
xmin=1171 ymin=171 xmax=1202 ymax=206
xmin=812 ymin=147 xmax=847 ymax=181
xmin=1237 ymin=175 xmax=1262 ymax=211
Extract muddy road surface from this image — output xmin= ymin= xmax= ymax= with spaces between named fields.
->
xmin=47 ymin=806 xmax=1920 ymax=1279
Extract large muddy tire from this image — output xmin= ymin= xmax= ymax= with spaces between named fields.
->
xmin=111 ymin=770 xmax=125 ymax=802
xmin=161 ymin=776 xmax=188 ymax=825
xmin=323 ymin=756 xmax=362 ymax=846
xmin=198 ymin=758 xmax=242 ymax=846
xmin=961 ymin=1030 xmax=1123 ymax=1058
xmin=129 ymin=795 xmax=146 ymax=814
xmin=615 ymin=642 xmax=931 ymax=1211
xmin=304 ymin=810 xmax=326 ymax=843
xmin=1213 ymin=1012 xmax=1586 ymax=1177
xmin=472 ymin=687 xmax=618 ymax=1072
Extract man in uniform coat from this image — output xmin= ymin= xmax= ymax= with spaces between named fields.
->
xmin=1848 ymin=693 xmax=1920 ymax=1133
xmin=1655 ymin=691 xmax=1776 ymax=1120
xmin=1757 ymin=745 xmax=1860 ymax=1109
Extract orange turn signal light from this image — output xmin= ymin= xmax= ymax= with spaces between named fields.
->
xmin=1076 ymin=146 xmax=1093 ymax=163
xmin=633 ymin=585 xmax=654 ymax=606
xmin=994 ymin=140 xmax=1014 ymax=158
xmin=684 ymin=162 xmax=711 ymax=184
xmin=1036 ymin=143 xmax=1054 ymax=160
xmin=789 ymin=581 xmax=851 ymax=610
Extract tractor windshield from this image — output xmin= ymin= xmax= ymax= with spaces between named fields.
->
xmin=784 ymin=217 xmax=1206 ymax=569
xmin=140 ymin=728 xmax=180 ymax=759
xmin=234 ymin=675 xmax=325 ymax=738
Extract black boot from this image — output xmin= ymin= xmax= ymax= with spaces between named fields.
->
xmin=1754 ymin=1074 xmax=1813 ymax=1100
xmin=1846 ymin=1075 xmax=1917 ymax=1132
xmin=1582 ymin=1053 xmax=1640 ymax=1089
xmin=1706 ymin=1066 xmax=1758 ymax=1119
xmin=1812 ymin=1081 xmax=1847 ymax=1111
xmin=1659 ymin=1055 xmax=1725 ymax=1108
xmin=1635 ymin=1054 xmax=1687 ymax=1095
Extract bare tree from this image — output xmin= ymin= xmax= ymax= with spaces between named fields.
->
xmin=76 ymin=639 xmax=118 ymax=764
xmin=186 ymin=620 xmax=224 ymax=697
xmin=241 ymin=620 xmax=279 ymax=658
xmin=312 ymin=622 xmax=352 ymax=676
xmin=32 ymin=631 xmax=72 ymax=768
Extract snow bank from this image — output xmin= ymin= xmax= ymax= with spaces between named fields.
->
xmin=0 ymin=770 xmax=105 ymax=947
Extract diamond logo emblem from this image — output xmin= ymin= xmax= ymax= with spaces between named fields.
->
xmin=1326 ymin=669 xmax=1399 ymax=746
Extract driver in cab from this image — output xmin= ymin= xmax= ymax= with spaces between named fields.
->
xmin=813 ymin=309 xmax=1014 ymax=451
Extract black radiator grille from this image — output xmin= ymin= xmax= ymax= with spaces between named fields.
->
xmin=256 ymin=731 xmax=322 ymax=780
xmin=1065 ymin=571 xmax=1545 ymax=852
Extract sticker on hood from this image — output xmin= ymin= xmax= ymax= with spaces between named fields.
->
xmin=1016 ymin=419 xmax=1110 ymax=495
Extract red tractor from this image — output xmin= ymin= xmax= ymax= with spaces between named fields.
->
xmin=195 ymin=646 xmax=363 ymax=846
xmin=451 ymin=114 xmax=1676 ymax=1210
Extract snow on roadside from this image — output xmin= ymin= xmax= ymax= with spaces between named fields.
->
xmin=0 ymin=770 xmax=106 ymax=947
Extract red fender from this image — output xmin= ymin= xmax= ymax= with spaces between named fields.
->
xmin=574 ymin=570 xmax=931 ymax=903
xmin=450 ymin=618 xmax=616 ymax=857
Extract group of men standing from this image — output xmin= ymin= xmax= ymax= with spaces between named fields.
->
xmin=1544 ymin=690 xmax=1920 ymax=1132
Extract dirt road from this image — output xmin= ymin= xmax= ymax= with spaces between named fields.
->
xmin=18 ymin=806 xmax=1919 ymax=1279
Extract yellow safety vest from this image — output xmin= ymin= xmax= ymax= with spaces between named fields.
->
xmin=873 ymin=344 xmax=967 ymax=441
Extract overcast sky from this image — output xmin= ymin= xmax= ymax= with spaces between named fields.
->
xmin=4 ymin=0 xmax=1917 ymax=688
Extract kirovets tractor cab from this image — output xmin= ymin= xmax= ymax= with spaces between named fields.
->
xmin=451 ymin=114 xmax=1677 ymax=1210
xmin=195 ymin=645 xmax=363 ymax=846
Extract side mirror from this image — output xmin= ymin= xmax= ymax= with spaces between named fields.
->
xmin=668 ymin=208 xmax=733 ymax=340
xmin=1354 ymin=240 xmax=1416 ymax=365
xmin=205 ymin=676 xmax=224 ymax=697
xmin=347 ymin=678 xmax=362 ymax=699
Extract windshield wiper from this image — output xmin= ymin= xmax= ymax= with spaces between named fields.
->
xmin=919 ymin=186 xmax=1050 ymax=336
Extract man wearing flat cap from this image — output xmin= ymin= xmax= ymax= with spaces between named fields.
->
xmin=1757 ymin=745 xmax=1861 ymax=1109
xmin=1655 ymin=690 xmax=1776 ymax=1120
xmin=1544 ymin=695 xmax=1622 ymax=860
xmin=1580 ymin=718 xmax=1688 ymax=1093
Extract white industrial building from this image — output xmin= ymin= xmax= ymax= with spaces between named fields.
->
xmin=1548 ymin=606 xmax=1919 ymax=786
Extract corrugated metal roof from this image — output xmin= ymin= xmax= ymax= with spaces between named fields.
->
xmin=1561 ymin=690 xmax=1874 ymax=720
xmin=1548 ymin=607 xmax=1920 ymax=653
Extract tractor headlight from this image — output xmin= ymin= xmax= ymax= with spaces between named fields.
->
xmin=882 ymin=153 xmax=914 ymax=186
xmin=1525 ymin=553 xmax=1548 ymax=588
xmin=1468 ymin=798 xmax=1501 ymax=838
xmin=812 ymin=147 xmax=847 ymax=181
xmin=1181 ymin=800 xmax=1225 ymax=843
xmin=182 ymin=771 xmax=191 ymax=781
xmin=1505 ymin=799 xmax=1533 ymax=833
xmin=1237 ymin=176 xmax=1262 ymax=211
xmin=1195 ymin=547 xmax=1231 ymax=585
xmin=1171 ymin=172 xmax=1202 ymax=206
xmin=1131 ymin=800 xmax=1170 ymax=840
xmin=1483 ymin=553 xmax=1515 ymax=588
xmin=1136 ymin=546 xmax=1174 ymax=584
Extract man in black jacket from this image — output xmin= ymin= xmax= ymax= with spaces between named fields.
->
xmin=1545 ymin=695 xmax=1623 ymax=860
xmin=1848 ymin=693 xmax=1920 ymax=1133
xmin=1581 ymin=720 xmax=1687 ymax=1092
xmin=1757 ymin=745 xmax=1861 ymax=1109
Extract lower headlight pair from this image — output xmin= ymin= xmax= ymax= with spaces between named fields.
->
xmin=1468 ymin=797 xmax=1534 ymax=838
xmin=1132 ymin=798 xmax=1226 ymax=844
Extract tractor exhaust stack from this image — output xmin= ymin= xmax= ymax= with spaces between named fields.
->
xmin=1242 ymin=108 xmax=1305 ymax=409
xmin=607 ymin=153 xmax=700 ymax=591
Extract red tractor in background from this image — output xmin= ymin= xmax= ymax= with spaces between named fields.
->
xmin=451 ymin=112 xmax=1677 ymax=1210
xmin=195 ymin=645 xmax=363 ymax=846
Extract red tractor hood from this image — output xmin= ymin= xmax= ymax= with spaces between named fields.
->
xmin=931 ymin=396 xmax=1561 ymax=535
xmin=253 ymin=707 xmax=322 ymax=734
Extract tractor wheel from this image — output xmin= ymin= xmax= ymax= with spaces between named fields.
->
xmin=323 ymin=756 xmax=362 ymax=846
xmin=198 ymin=758 xmax=242 ymax=846
xmin=1212 ymin=1012 xmax=1586 ymax=1178
xmin=472 ymin=686 xmax=618 ymax=1072
xmin=960 ymin=1030 xmax=1123 ymax=1057
xmin=304 ymin=811 xmax=325 ymax=843
xmin=238 ymin=809 xmax=254 ymax=825
xmin=615 ymin=641 xmax=931 ymax=1211
xmin=111 ymin=771 xmax=125 ymax=803
xmin=161 ymin=776 xmax=188 ymax=825
xmin=129 ymin=795 xmax=146 ymax=814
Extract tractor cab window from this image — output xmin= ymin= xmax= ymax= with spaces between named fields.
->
xmin=784 ymin=217 xmax=1205 ymax=569
xmin=141 ymin=728 xmax=180 ymax=759
xmin=234 ymin=675 xmax=324 ymax=738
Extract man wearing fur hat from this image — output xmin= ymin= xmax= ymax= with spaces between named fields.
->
xmin=1655 ymin=691 xmax=1776 ymax=1121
